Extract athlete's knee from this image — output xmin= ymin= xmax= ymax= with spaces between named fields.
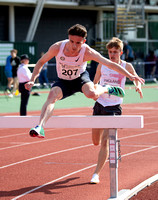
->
xmin=47 ymin=87 xmax=63 ymax=103
xmin=47 ymin=96 xmax=58 ymax=104
xmin=92 ymin=135 xmax=100 ymax=146
xmin=85 ymin=90 xmax=97 ymax=100
xmin=92 ymin=129 xmax=103 ymax=145
xmin=46 ymin=95 xmax=57 ymax=105
xmin=82 ymin=82 xmax=98 ymax=100
xmin=93 ymin=140 xmax=100 ymax=146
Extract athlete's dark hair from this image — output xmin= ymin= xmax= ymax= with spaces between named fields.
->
xmin=68 ymin=24 xmax=87 ymax=38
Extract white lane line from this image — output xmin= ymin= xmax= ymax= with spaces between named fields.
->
xmin=11 ymin=145 xmax=158 ymax=200
xmin=121 ymin=145 xmax=158 ymax=158
xmin=1 ymin=130 xmax=158 ymax=168
xmin=0 ymin=143 xmax=93 ymax=169
xmin=145 ymin=116 xmax=158 ymax=119
xmin=120 ymin=130 xmax=158 ymax=140
xmin=0 ymin=128 xmax=60 ymax=139
xmin=144 ymin=122 xmax=158 ymax=125
xmin=0 ymin=131 xmax=91 ymax=151
xmin=0 ymin=132 xmax=26 ymax=138
xmin=121 ymin=144 xmax=155 ymax=147
xmin=1 ymin=128 xmax=157 ymax=151
xmin=0 ymin=142 xmax=27 ymax=144
xmin=11 ymin=163 xmax=97 ymax=200
xmin=123 ymin=106 xmax=158 ymax=110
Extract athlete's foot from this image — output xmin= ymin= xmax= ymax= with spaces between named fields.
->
xmin=90 ymin=173 xmax=100 ymax=184
xmin=29 ymin=125 xmax=45 ymax=138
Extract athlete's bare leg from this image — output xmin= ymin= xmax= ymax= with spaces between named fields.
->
xmin=90 ymin=128 xmax=109 ymax=183
xmin=93 ymin=129 xmax=109 ymax=175
xmin=82 ymin=82 xmax=108 ymax=101
xmin=7 ymin=77 xmax=13 ymax=89
xmin=92 ymin=128 xmax=103 ymax=146
xmin=39 ymin=86 xmax=63 ymax=127
xmin=12 ymin=77 xmax=19 ymax=94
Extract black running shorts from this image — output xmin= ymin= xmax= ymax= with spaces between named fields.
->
xmin=52 ymin=70 xmax=91 ymax=99
xmin=93 ymin=102 xmax=122 ymax=116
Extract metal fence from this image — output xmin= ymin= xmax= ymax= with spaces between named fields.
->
xmin=132 ymin=60 xmax=158 ymax=80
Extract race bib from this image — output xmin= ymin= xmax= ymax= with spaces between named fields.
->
xmin=58 ymin=62 xmax=81 ymax=80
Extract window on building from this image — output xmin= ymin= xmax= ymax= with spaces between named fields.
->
xmin=131 ymin=42 xmax=146 ymax=59
xmin=147 ymin=14 xmax=158 ymax=40
xmin=137 ymin=24 xmax=146 ymax=39
xmin=103 ymin=12 xmax=115 ymax=40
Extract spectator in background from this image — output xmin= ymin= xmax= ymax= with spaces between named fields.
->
xmin=10 ymin=49 xmax=20 ymax=96
xmin=4 ymin=54 xmax=13 ymax=97
xmin=39 ymin=52 xmax=49 ymax=88
xmin=123 ymin=41 xmax=134 ymax=62
xmin=17 ymin=54 xmax=32 ymax=116
xmin=145 ymin=50 xmax=157 ymax=78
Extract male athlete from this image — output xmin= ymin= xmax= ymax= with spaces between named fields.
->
xmin=90 ymin=37 xmax=143 ymax=184
xmin=25 ymin=24 xmax=144 ymax=138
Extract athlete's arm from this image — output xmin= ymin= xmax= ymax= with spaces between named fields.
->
xmin=126 ymin=62 xmax=143 ymax=98
xmin=93 ymin=63 xmax=101 ymax=84
xmin=84 ymin=46 xmax=145 ymax=85
xmin=25 ymin=42 xmax=61 ymax=91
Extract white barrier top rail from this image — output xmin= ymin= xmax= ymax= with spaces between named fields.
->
xmin=0 ymin=115 xmax=144 ymax=128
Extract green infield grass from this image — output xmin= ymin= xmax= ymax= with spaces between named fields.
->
xmin=0 ymin=83 xmax=157 ymax=114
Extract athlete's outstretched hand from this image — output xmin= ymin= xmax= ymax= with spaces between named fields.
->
xmin=135 ymin=85 xmax=143 ymax=99
xmin=25 ymin=81 xmax=34 ymax=91
xmin=129 ymin=75 xmax=145 ymax=85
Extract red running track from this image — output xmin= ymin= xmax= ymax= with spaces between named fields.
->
xmin=0 ymin=102 xmax=158 ymax=200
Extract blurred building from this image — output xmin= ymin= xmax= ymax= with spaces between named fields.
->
xmin=0 ymin=0 xmax=158 ymax=82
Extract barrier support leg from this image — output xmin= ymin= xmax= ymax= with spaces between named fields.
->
xmin=108 ymin=128 xmax=118 ymax=199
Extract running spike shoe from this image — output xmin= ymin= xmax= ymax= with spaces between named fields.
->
xmin=106 ymin=85 xmax=125 ymax=98
xmin=29 ymin=125 xmax=45 ymax=138
xmin=90 ymin=173 xmax=100 ymax=184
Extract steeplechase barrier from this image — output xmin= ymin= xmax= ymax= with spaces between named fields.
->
xmin=0 ymin=115 xmax=144 ymax=199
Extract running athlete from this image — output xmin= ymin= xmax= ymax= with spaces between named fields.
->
xmin=25 ymin=24 xmax=144 ymax=138
xmin=90 ymin=37 xmax=143 ymax=184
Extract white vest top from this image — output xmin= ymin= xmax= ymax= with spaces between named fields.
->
xmin=17 ymin=63 xmax=32 ymax=83
xmin=97 ymin=60 xmax=126 ymax=107
xmin=56 ymin=39 xmax=88 ymax=80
